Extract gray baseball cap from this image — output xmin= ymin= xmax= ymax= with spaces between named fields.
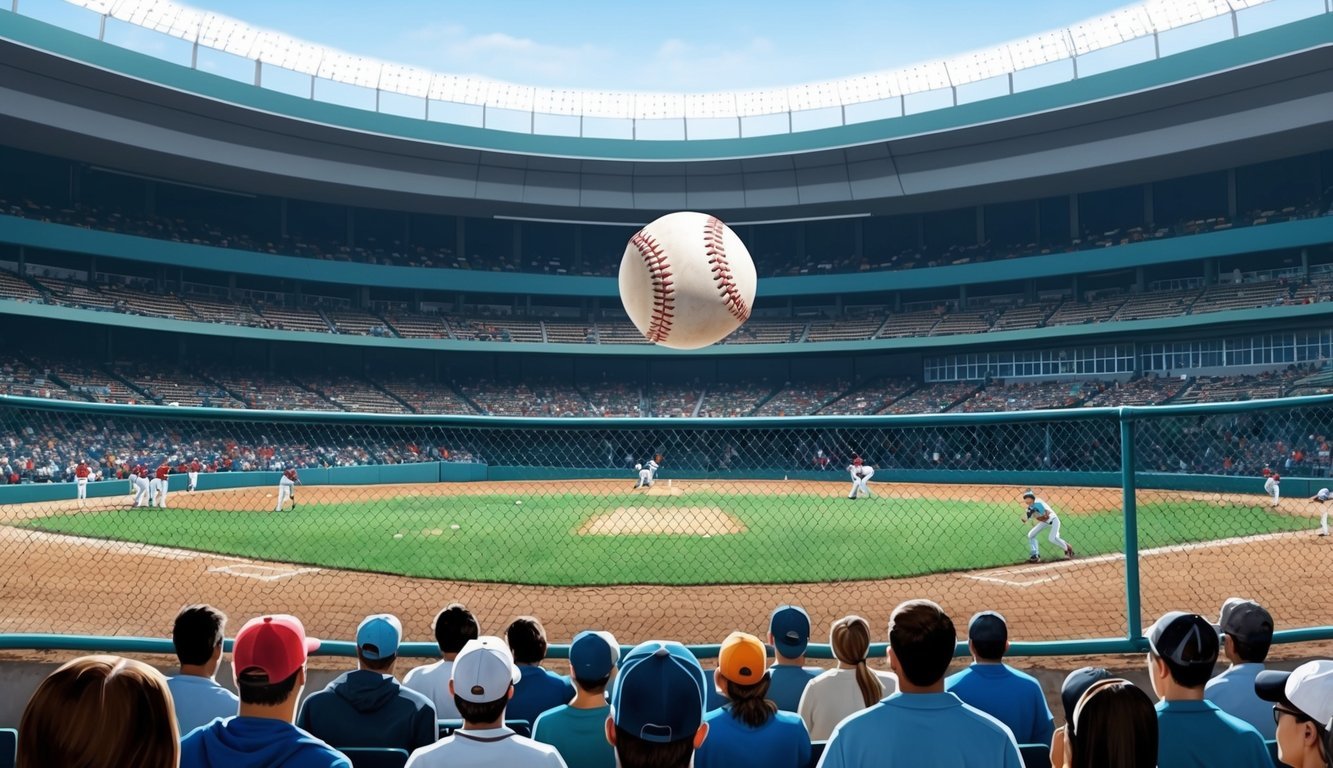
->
xmin=1213 ymin=598 xmax=1274 ymax=645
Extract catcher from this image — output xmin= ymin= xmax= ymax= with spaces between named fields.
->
xmin=1021 ymin=489 xmax=1074 ymax=562
xmin=847 ymin=456 xmax=874 ymax=499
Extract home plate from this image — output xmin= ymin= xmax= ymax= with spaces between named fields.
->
xmin=207 ymin=563 xmax=320 ymax=581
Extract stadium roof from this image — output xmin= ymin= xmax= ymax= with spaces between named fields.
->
xmin=54 ymin=0 xmax=1309 ymax=136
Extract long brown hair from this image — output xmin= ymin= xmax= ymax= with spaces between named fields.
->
xmin=721 ymin=672 xmax=778 ymax=728
xmin=831 ymin=615 xmax=883 ymax=707
xmin=1069 ymin=679 xmax=1157 ymax=768
xmin=19 ymin=654 xmax=180 ymax=768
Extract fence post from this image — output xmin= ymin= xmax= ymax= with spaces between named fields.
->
xmin=1120 ymin=411 xmax=1142 ymax=641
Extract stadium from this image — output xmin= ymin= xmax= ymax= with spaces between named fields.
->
xmin=1 ymin=0 xmax=1333 ymax=765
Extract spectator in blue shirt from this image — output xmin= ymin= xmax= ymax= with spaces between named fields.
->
xmin=532 ymin=630 xmax=619 ymax=768
xmin=767 ymin=605 xmax=820 ymax=712
xmin=607 ymin=641 xmax=709 ymax=768
xmin=507 ymin=615 xmax=576 ymax=724
xmin=168 ymin=604 xmax=241 ymax=735
xmin=1146 ymin=611 xmax=1270 ymax=768
xmin=1256 ymin=660 xmax=1333 ymax=768
xmin=819 ymin=599 xmax=1023 ymax=768
xmin=1205 ymin=598 xmax=1276 ymax=739
xmin=945 ymin=611 xmax=1055 ymax=746
xmin=697 ymin=631 xmax=811 ymax=768
xmin=1062 ymin=677 xmax=1158 ymax=768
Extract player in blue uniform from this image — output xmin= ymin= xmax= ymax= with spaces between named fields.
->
xmin=1021 ymin=490 xmax=1074 ymax=563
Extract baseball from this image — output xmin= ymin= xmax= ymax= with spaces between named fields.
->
xmin=619 ymin=212 xmax=756 ymax=350
xmin=515 ymin=500 xmax=522 ymax=505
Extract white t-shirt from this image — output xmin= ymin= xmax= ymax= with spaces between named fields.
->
xmin=403 ymin=659 xmax=461 ymax=720
xmin=798 ymin=667 xmax=899 ymax=741
xmin=405 ymin=726 xmax=567 ymax=768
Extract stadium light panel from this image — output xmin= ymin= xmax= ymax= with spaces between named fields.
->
xmin=684 ymin=92 xmax=738 ymax=120
xmin=486 ymin=82 xmax=537 ymax=112
xmin=632 ymin=92 xmax=686 ymax=120
xmin=115 ymin=0 xmax=203 ymax=40
xmin=895 ymin=62 xmax=951 ymax=95
xmin=787 ymin=82 xmax=843 ymax=112
xmin=427 ymin=74 xmax=488 ymax=105
xmin=837 ymin=74 xmax=900 ymax=104
xmin=316 ymin=49 xmax=381 ymax=88
xmin=579 ymin=91 xmax=634 ymax=119
xmin=735 ymin=88 xmax=789 ymax=118
xmin=1143 ymin=0 xmax=1232 ymax=30
xmin=378 ymin=63 xmax=432 ymax=99
xmin=533 ymin=89 xmax=582 ymax=116
xmin=1006 ymin=30 xmax=1073 ymax=69
xmin=944 ymin=47 xmax=1016 ymax=86
xmin=198 ymin=13 xmax=258 ymax=57
xmin=64 ymin=0 xmax=115 ymax=14
xmin=252 ymin=31 xmax=322 ymax=75
xmin=1068 ymin=6 xmax=1154 ymax=55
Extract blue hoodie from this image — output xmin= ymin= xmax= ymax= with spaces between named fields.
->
xmin=296 ymin=669 xmax=437 ymax=752
xmin=180 ymin=716 xmax=351 ymax=768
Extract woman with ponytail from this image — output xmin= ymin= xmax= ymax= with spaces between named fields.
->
xmin=694 ymin=632 xmax=812 ymax=768
xmin=797 ymin=615 xmax=898 ymax=741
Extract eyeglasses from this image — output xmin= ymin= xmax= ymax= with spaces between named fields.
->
xmin=1273 ymin=705 xmax=1309 ymax=726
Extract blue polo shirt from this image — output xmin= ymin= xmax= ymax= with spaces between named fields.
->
xmin=1155 ymin=699 xmax=1272 ymax=768
xmin=532 ymin=703 xmax=614 ymax=768
xmin=167 ymin=674 xmax=239 ymax=736
xmin=818 ymin=691 xmax=1023 ymax=768
xmin=1205 ymin=664 xmax=1274 ymax=740
xmin=767 ymin=665 xmax=820 ymax=712
xmin=945 ymin=663 xmax=1055 ymax=745
xmin=509 ymin=665 xmax=576 ymax=725
xmin=696 ymin=706 xmax=811 ymax=768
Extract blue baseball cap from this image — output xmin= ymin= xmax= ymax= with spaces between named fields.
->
xmin=769 ymin=605 xmax=811 ymax=657
xmin=356 ymin=614 xmax=402 ymax=660
xmin=611 ymin=641 xmax=706 ymax=744
xmin=570 ymin=630 xmax=619 ymax=681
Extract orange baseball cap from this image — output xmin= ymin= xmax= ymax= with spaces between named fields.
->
xmin=718 ymin=631 xmax=767 ymax=686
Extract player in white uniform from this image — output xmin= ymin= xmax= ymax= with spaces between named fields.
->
xmin=1263 ymin=472 xmax=1281 ymax=507
xmin=187 ymin=458 xmax=201 ymax=493
xmin=276 ymin=468 xmax=300 ymax=511
xmin=634 ymin=458 xmax=660 ymax=489
xmin=1311 ymin=487 xmax=1331 ymax=536
xmin=130 ymin=464 xmax=150 ymax=508
xmin=847 ymin=456 xmax=874 ymax=499
xmin=1022 ymin=490 xmax=1074 ymax=563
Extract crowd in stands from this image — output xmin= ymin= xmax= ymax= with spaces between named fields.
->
xmin=5 ymin=184 xmax=1331 ymax=280
xmin=16 ymin=595 xmax=1332 ymax=768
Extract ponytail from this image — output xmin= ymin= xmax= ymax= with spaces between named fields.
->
xmin=724 ymin=673 xmax=778 ymax=728
xmin=831 ymin=615 xmax=882 ymax=708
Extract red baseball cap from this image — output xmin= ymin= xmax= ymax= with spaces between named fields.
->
xmin=234 ymin=614 xmax=320 ymax=682
xmin=852 ymin=456 xmax=863 ymax=466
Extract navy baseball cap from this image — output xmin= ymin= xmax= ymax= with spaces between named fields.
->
xmin=770 ymin=605 xmax=811 ymax=657
xmin=1148 ymin=612 xmax=1218 ymax=669
xmin=1060 ymin=667 xmax=1113 ymax=722
xmin=611 ymin=641 xmax=706 ymax=743
xmin=570 ymin=630 xmax=619 ymax=681
xmin=967 ymin=611 xmax=1008 ymax=647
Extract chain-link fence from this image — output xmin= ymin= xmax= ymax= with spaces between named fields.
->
xmin=0 ymin=394 xmax=1329 ymax=652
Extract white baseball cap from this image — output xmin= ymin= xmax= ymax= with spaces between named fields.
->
xmin=1255 ymin=660 xmax=1333 ymax=727
xmin=451 ymin=636 xmax=521 ymax=703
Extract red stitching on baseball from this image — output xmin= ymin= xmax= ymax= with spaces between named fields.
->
xmin=630 ymin=229 xmax=675 ymax=343
xmin=705 ymin=216 xmax=750 ymax=322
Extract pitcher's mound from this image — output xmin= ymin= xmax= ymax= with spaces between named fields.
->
xmin=580 ymin=507 xmax=747 ymax=536
xmin=645 ymin=484 xmax=683 ymax=496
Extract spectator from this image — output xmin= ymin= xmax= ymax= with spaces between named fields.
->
xmin=798 ymin=615 xmax=897 ymax=741
xmin=296 ymin=613 xmax=436 ymax=753
xmin=1049 ymin=666 xmax=1113 ymax=768
xmin=404 ymin=636 xmax=565 ymax=767
xmin=532 ymin=630 xmax=619 ymax=768
xmin=819 ymin=599 xmax=1023 ymax=767
xmin=945 ymin=611 xmax=1054 ymax=745
xmin=766 ymin=605 xmax=819 ymax=712
xmin=18 ymin=654 xmax=179 ymax=768
xmin=1146 ymin=611 xmax=1270 ymax=768
xmin=607 ymin=640 xmax=709 ymax=768
xmin=169 ymin=603 xmax=240 ymax=735
xmin=180 ymin=614 xmax=350 ymax=768
xmin=404 ymin=602 xmax=479 ymax=720
xmin=696 ymin=631 xmax=810 ymax=768
xmin=507 ymin=615 xmax=576 ymax=724
xmin=1256 ymin=661 xmax=1333 ymax=768
xmin=1205 ymin=598 xmax=1276 ymax=738
xmin=1062 ymin=678 xmax=1158 ymax=768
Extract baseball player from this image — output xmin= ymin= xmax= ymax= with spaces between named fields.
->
xmin=1021 ymin=490 xmax=1074 ymax=563
xmin=130 ymin=463 xmax=150 ymax=508
xmin=1312 ymin=487 xmax=1330 ymax=536
xmin=276 ymin=467 xmax=300 ymax=511
xmin=151 ymin=460 xmax=171 ymax=508
xmin=847 ymin=456 xmax=874 ymax=499
xmin=1263 ymin=471 xmax=1280 ymax=507
xmin=74 ymin=461 xmax=91 ymax=508
xmin=633 ymin=457 xmax=660 ymax=489
xmin=187 ymin=458 xmax=201 ymax=493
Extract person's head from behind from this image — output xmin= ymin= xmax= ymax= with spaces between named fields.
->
xmin=19 ymin=654 xmax=179 ymax=768
xmin=434 ymin=602 xmax=479 ymax=658
xmin=768 ymin=605 xmax=811 ymax=663
xmin=1215 ymin=598 xmax=1274 ymax=664
xmin=1256 ymin=660 xmax=1333 ymax=768
xmin=356 ymin=613 xmax=402 ymax=674
xmin=450 ymin=636 xmax=520 ymax=726
xmin=234 ymin=614 xmax=320 ymax=717
xmin=569 ymin=630 xmax=619 ymax=696
xmin=830 ymin=615 xmax=883 ymax=707
xmin=172 ymin=603 xmax=227 ymax=675
xmin=967 ymin=611 xmax=1008 ymax=663
xmin=608 ymin=641 xmax=708 ymax=768
xmin=1146 ymin=611 xmax=1217 ymax=697
xmin=887 ymin=599 xmax=956 ymax=690
xmin=1064 ymin=678 xmax=1157 ymax=768
xmin=506 ymin=615 xmax=549 ymax=665
xmin=1060 ymin=667 xmax=1113 ymax=725
xmin=715 ymin=632 xmax=776 ymax=727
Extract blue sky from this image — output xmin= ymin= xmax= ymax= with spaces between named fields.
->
xmin=143 ymin=0 xmax=1138 ymax=91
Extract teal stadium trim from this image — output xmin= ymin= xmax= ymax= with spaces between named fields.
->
xmin=1 ymin=12 xmax=1331 ymax=159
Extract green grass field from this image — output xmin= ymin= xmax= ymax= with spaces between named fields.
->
xmin=17 ymin=493 xmax=1308 ymax=585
